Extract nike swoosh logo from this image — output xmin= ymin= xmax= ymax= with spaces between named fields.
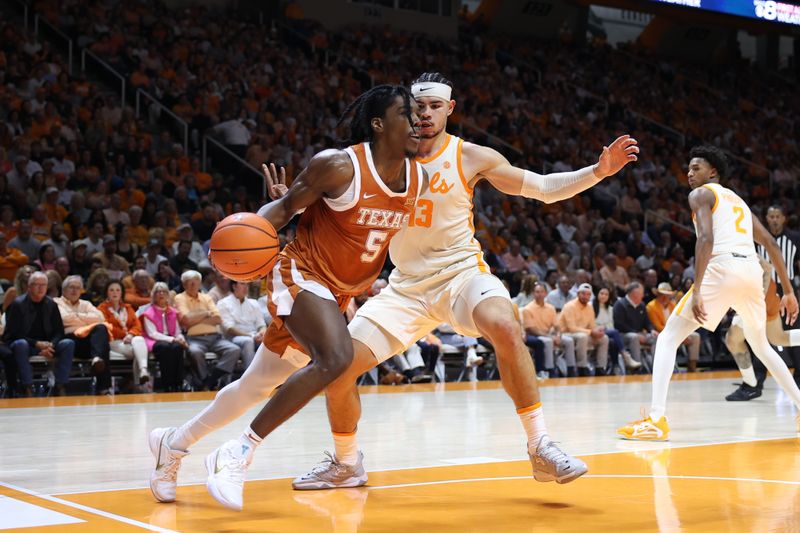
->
xmin=156 ymin=433 xmax=165 ymax=470
xmin=480 ymin=289 xmax=498 ymax=296
xmin=418 ymin=87 xmax=433 ymax=92
xmin=214 ymin=452 xmax=224 ymax=474
xmin=363 ymin=193 xmax=377 ymax=199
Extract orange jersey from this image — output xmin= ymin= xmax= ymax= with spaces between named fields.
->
xmin=280 ymin=142 xmax=422 ymax=297
xmin=263 ymin=142 xmax=422 ymax=357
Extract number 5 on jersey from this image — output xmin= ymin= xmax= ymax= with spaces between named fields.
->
xmin=361 ymin=230 xmax=388 ymax=263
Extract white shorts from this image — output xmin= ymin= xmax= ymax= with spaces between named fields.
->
xmin=674 ymin=256 xmax=766 ymax=331
xmin=349 ymin=264 xmax=510 ymax=363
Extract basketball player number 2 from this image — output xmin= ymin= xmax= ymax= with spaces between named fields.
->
xmin=733 ymin=206 xmax=747 ymax=234
xmin=361 ymin=230 xmax=388 ymax=263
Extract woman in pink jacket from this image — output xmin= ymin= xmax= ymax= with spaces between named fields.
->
xmin=141 ymin=282 xmax=187 ymax=392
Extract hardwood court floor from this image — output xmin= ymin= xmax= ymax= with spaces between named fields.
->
xmin=1 ymin=371 xmax=799 ymax=532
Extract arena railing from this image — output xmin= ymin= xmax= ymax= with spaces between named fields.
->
xmin=461 ymin=119 xmax=523 ymax=160
xmin=624 ymin=109 xmax=686 ymax=147
xmin=81 ymin=49 xmax=126 ymax=106
xmin=134 ymin=89 xmax=188 ymax=155
xmin=202 ymin=136 xmax=266 ymax=200
xmin=34 ymin=14 xmax=73 ymax=75
xmin=644 ymin=209 xmax=693 ymax=237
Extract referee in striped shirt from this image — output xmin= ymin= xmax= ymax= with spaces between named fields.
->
xmin=754 ymin=206 xmax=800 ymax=388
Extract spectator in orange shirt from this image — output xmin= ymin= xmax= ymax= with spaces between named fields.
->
xmin=124 ymin=269 xmax=155 ymax=310
xmin=0 ymin=206 xmax=19 ymax=240
xmin=0 ymin=231 xmax=28 ymax=282
xmin=559 ymin=284 xmax=610 ymax=376
xmin=118 ymin=177 xmax=146 ymax=210
xmin=127 ymin=206 xmax=149 ymax=248
xmin=522 ymin=283 xmax=577 ymax=377
xmin=189 ymin=157 xmax=213 ymax=193
xmin=646 ymin=283 xmax=700 ymax=372
xmin=41 ymin=187 xmax=68 ymax=223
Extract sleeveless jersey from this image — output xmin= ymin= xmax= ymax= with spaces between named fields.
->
xmin=280 ymin=142 xmax=422 ymax=296
xmin=693 ymin=183 xmax=756 ymax=258
xmin=389 ymin=134 xmax=489 ymax=278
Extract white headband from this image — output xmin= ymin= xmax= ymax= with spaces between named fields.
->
xmin=411 ymin=82 xmax=452 ymax=102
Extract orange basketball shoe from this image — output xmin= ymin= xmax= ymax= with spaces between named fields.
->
xmin=617 ymin=415 xmax=670 ymax=441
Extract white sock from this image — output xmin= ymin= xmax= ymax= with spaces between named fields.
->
xmin=740 ymin=364 xmax=757 ymax=387
xmin=333 ymin=431 xmax=359 ymax=466
xmin=650 ymin=316 xmax=698 ymax=422
xmin=169 ymin=425 xmax=196 ymax=452
xmin=237 ymin=426 xmax=262 ymax=463
xmin=518 ymin=403 xmax=548 ymax=452
xmin=169 ymin=345 xmax=299 ymax=451
xmin=790 ymin=330 xmax=800 ymax=347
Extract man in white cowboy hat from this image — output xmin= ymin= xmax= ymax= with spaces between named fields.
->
xmin=646 ymin=282 xmax=701 ymax=372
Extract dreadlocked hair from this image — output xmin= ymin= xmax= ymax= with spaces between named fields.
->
xmin=336 ymin=84 xmax=414 ymax=146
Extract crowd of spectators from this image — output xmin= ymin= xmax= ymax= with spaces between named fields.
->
xmin=1 ymin=0 xmax=799 ymax=394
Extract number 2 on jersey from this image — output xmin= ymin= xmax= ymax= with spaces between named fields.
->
xmin=732 ymin=206 xmax=747 ymax=234
xmin=361 ymin=230 xmax=388 ymax=263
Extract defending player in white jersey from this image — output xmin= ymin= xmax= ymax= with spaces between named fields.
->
xmin=617 ymin=146 xmax=800 ymax=441
xmin=292 ymin=72 xmax=639 ymax=490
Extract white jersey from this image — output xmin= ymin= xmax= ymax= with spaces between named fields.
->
xmin=389 ymin=134 xmax=489 ymax=280
xmin=693 ymin=183 xmax=756 ymax=258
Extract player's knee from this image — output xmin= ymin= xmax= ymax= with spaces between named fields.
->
xmin=314 ymin=345 xmax=354 ymax=378
xmin=479 ymin=316 xmax=521 ymax=346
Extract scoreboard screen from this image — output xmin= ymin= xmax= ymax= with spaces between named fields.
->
xmin=647 ymin=0 xmax=800 ymax=26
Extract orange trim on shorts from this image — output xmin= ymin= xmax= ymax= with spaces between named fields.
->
xmin=674 ymin=286 xmax=694 ymax=316
xmin=702 ymin=184 xmax=719 ymax=213
xmin=516 ymin=402 xmax=542 ymax=415
xmin=417 ymin=134 xmax=451 ymax=164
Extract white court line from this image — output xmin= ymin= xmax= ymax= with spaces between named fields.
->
xmin=367 ymin=474 xmax=800 ymax=491
xmin=52 ymin=433 xmax=800 ymax=496
xmin=0 ymin=482 xmax=178 ymax=533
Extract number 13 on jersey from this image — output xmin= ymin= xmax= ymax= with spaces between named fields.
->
xmin=408 ymin=199 xmax=433 ymax=228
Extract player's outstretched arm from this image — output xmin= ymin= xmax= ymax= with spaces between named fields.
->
xmin=256 ymin=149 xmax=354 ymax=231
xmin=753 ymin=215 xmax=799 ymax=325
xmin=465 ymin=135 xmax=638 ymax=204
xmin=688 ymin=187 xmax=716 ymax=323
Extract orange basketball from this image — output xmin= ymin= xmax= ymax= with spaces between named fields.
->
xmin=208 ymin=212 xmax=280 ymax=282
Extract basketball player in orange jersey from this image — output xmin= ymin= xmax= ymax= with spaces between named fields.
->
xmin=148 ymin=85 xmax=425 ymax=510
xmin=289 ymin=72 xmax=640 ymax=490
